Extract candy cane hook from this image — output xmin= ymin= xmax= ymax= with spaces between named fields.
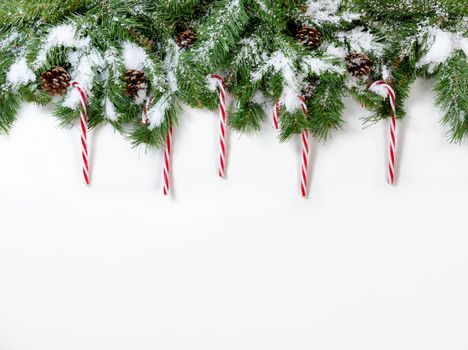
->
xmin=272 ymin=100 xmax=280 ymax=130
xmin=163 ymin=126 xmax=173 ymax=196
xmin=298 ymin=96 xmax=310 ymax=198
xmin=71 ymin=81 xmax=90 ymax=185
xmin=370 ymin=81 xmax=397 ymax=185
xmin=212 ymin=75 xmax=228 ymax=178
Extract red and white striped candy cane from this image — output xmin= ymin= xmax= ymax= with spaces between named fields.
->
xmin=163 ymin=126 xmax=173 ymax=196
xmin=141 ymin=96 xmax=155 ymax=125
xmin=71 ymin=81 xmax=90 ymax=185
xmin=370 ymin=80 xmax=397 ymax=185
xmin=298 ymin=96 xmax=310 ymax=198
xmin=212 ymin=74 xmax=228 ymax=178
xmin=143 ymin=97 xmax=174 ymax=196
xmin=272 ymin=100 xmax=280 ymax=130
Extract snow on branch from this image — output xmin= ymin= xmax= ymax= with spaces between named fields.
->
xmin=252 ymin=50 xmax=304 ymax=112
xmin=33 ymin=24 xmax=90 ymax=69
xmin=6 ymin=57 xmax=36 ymax=87
xmin=306 ymin=0 xmax=360 ymax=25
xmin=147 ymin=41 xmax=180 ymax=129
xmin=337 ymin=27 xmax=384 ymax=57
xmin=416 ymin=26 xmax=468 ymax=73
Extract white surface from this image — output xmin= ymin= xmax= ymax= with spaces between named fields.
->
xmin=0 ymin=79 xmax=467 ymax=349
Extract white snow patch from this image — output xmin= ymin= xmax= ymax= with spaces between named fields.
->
xmin=33 ymin=24 xmax=90 ymax=69
xmin=324 ymin=44 xmax=348 ymax=58
xmin=147 ymin=94 xmax=170 ymax=128
xmin=345 ymin=76 xmax=365 ymax=92
xmin=134 ymin=87 xmax=147 ymax=105
xmin=369 ymin=84 xmax=389 ymax=98
xmin=104 ymin=98 xmax=119 ymax=121
xmin=0 ymin=30 xmax=19 ymax=50
xmin=165 ymin=41 xmax=179 ymax=93
xmin=252 ymin=51 xmax=303 ymax=112
xmin=306 ymin=0 xmax=360 ymax=25
xmin=122 ymin=41 xmax=148 ymax=71
xmin=301 ymin=56 xmax=344 ymax=75
xmin=252 ymin=91 xmax=266 ymax=105
xmin=417 ymin=27 xmax=468 ymax=73
xmin=6 ymin=57 xmax=36 ymax=87
xmin=382 ymin=66 xmax=391 ymax=81
xmin=206 ymin=75 xmax=220 ymax=92
xmin=63 ymin=50 xmax=104 ymax=109
xmin=338 ymin=27 xmax=384 ymax=56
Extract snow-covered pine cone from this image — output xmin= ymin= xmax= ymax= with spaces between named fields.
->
xmin=176 ymin=29 xmax=197 ymax=49
xmin=40 ymin=66 xmax=71 ymax=96
xmin=125 ymin=69 xmax=146 ymax=98
xmin=296 ymin=26 xmax=321 ymax=49
xmin=302 ymin=81 xmax=318 ymax=98
xmin=345 ymin=53 xmax=373 ymax=77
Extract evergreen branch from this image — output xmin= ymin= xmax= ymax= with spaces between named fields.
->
xmin=434 ymin=53 xmax=468 ymax=142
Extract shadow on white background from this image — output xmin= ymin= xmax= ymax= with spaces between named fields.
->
xmin=0 ymin=79 xmax=467 ymax=350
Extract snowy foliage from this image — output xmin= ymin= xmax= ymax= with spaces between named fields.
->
xmin=417 ymin=26 xmax=468 ymax=73
xmin=337 ymin=27 xmax=384 ymax=57
xmin=33 ymin=24 xmax=90 ymax=69
xmin=252 ymin=51 xmax=303 ymax=112
xmin=6 ymin=57 xmax=35 ymax=87
xmin=192 ymin=0 xmax=242 ymax=62
xmin=146 ymin=41 xmax=180 ymax=129
xmin=63 ymin=49 xmax=104 ymax=109
xmin=0 ymin=30 xmax=19 ymax=50
xmin=369 ymin=83 xmax=390 ymax=99
xmin=104 ymin=97 xmax=119 ymax=121
xmin=306 ymin=0 xmax=360 ymax=25
xmin=301 ymin=56 xmax=344 ymax=75
xmin=122 ymin=41 xmax=148 ymax=71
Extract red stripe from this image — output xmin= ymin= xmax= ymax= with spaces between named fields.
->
xmin=72 ymin=81 xmax=90 ymax=185
xmin=81 ymin=138 xmax=88 ymax=154
xmin=215 ymin=76 xmax=227 ymax=178
xmin=82 ymin=152 xmax=89 ymax=169
xmin=163 ymin=127 xmax=173 ymax=196
xmin=82 ymin=170 xmax=90 ymax=185
xmin=273 ymin=101 xmax=280 ymax=129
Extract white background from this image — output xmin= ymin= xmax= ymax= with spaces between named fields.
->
xmin=0 ymin=79 xmax=467 ymax=349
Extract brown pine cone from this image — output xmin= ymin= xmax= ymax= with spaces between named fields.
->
xmin=345 ymin=53 xmax=373 ymax=77
xmin=40 ymin=66 xmax=71 ymax=96
xmin=129 ymin=28 xmax=154 ymax=50
xmin=125 ymin=69 xmax=146 ymax=98
xmin=176 ymin=29 xmax=197 ymax=49
xmin=296 ymin=26 xmax=321 ymax=49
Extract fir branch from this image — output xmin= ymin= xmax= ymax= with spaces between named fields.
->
xmin=0 ymin=91 xmax=21 ymax=134
xmin=434 ymin=53 xmax=468 ymax=142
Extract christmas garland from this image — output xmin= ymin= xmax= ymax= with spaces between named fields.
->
xmin=0 ymin=0 xmax=466 ymax=196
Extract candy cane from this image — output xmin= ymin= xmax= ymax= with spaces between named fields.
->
xmin=163 ymin=126 xmax=173 ymax=196
xmin=298 ymin=96 xmax=310 ymax=198
xmin=141 ymin=96 xmax=154 ymax=125
xmin=370 ymin=81 xmax=397 ymax=185
xmin=71 ymin=82 xmax=90 ymax=185
xmin=143 ymin=96 xmax=174 ymax=196
xmin=272 ymin=100 xmax=280 ymax=130
xmin=212 ymin=75 xmax=228 ymax=178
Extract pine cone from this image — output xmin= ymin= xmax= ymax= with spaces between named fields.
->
xmin=296 ymin=26 xmax=321 ymax=49
xmin=129 ymin=28 xmax=154 ymax=50
xmin=40 ymin=66 xmax=71 ymax=96
xmin=176 ymin=29 xmax=196 ymax=49
xmin=125 ymin=69 xmax=146 ymax=98
xmin=346 ymin=53 xmax=373 ymax=77
xmin=302 ymin=81 xmax=318 ymax=98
